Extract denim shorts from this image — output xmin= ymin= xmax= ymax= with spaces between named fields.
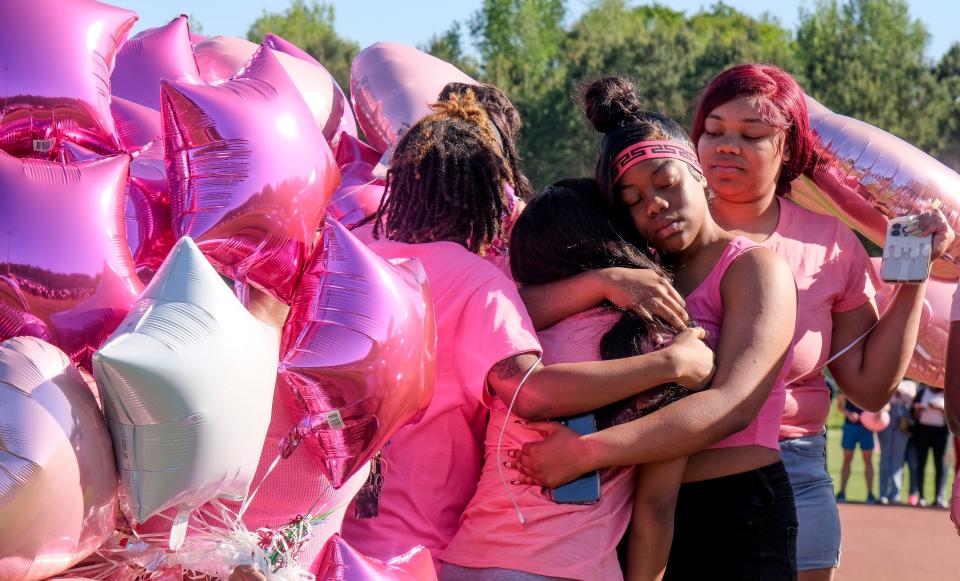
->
xmin=780 ymin=433 xmax=842 ymax=570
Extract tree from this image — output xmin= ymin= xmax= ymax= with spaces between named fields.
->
xmin=935 ymin=43 xmax=960 ymax=170
xmin=421 ymin=22 xmax=481 ymax=79
xmin=246 ymin=0 xmax=359 ymax=89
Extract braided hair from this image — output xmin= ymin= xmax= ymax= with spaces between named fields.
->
xmin=438 ymin=82 xmax=534 ymax=201
xmin=373 ymin=91 xmax=512 ymax=254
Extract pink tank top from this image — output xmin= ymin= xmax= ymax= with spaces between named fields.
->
xmin=685 ymin=237 xmax=791 ymax=450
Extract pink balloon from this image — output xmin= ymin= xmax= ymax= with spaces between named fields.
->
xmin=349 ymin=42 xmax=476 ymax=156
xmin=860 ymin=410 xmax=891 ymax=432
xmin=0 ymin=0 xmax=136 ymax=159
xmin=871 ymin=257 xmax=955 ymax=387
xmin=0 ymin=337 xmax=118 ymax=581
xmin=316 ymin=535 xmax=437 ymax=581
xmin=0 ymin=152 xmax=142 ymax=366
xmin=111 ymin=15 xmax=201 ymax=111
xmin=328 ymin=133 xmax=386 ymax=227
xmin=791 ymin=96 xmax=960 ymax=280
xmin=162 ymin=45 xmax=340 ymax=303
xmin=279 ymin=218 xmax=436 ymax=487
xmin=111 ymin=96 xmax=162 ymax=152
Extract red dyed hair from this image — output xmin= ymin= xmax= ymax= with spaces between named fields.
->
xmin=691 ymin=63 xmax=814 ymax=195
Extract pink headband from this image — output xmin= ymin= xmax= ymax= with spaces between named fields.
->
xmin=612 ymin=140 xmax=702 ymax=183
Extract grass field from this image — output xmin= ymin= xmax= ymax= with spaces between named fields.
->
xmin=825 ymin=403 xmax=956 ymax=504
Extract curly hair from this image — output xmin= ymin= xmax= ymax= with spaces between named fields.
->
xmin=373 ymin=90 xmax=512 ymax=254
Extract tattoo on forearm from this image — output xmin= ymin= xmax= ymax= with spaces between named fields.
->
xmin=492 ymin=357 xmax=522 ymax=380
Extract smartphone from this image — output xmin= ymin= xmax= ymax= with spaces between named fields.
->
xmin=881 ymin=215 xmax=932 ymax=283
xmin=550 ymin=413 xmax=601 ymax=505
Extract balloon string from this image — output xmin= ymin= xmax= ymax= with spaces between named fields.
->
xmin=238 ymin=452 xmax=283 ymax=520
xmin=497 ymin=355 xmax=543 ymax=527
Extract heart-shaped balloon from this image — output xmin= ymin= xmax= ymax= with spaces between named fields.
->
xmin=162 ymin=44 xmax=340 ymax=303
xmin=0 ymin=0 xmax=136 ymax=158
xmin=316 ymin=535 xmax=437 ymax=581
xmin=0 ymin=336 xmax=118 ymax=581
xmin=328 ymin=133 xmax=386 ymax=228
xmin=279 ymin=218 xmax=436 ymax=488
xmin=349 ymin=42 xmax=476 ymax=156
xmin=111 ymin=15 xmax=202 ymax=111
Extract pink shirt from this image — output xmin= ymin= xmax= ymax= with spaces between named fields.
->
xmin=764 ymin=200 xmax=875 ymax=439
xmin=341 ymin=240 xmax=541 ymax=568
xmin=442 ymin=309 xmax=635 ymax=581
xmin=687 ymin=237 xmax=791 ymax=450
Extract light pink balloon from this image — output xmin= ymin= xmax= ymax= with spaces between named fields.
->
xmin=860 ymin=410 xmax=891 ymax=432
xmin=871 ymin=257 xmax=955 ymax=387
xmin=316 ymin=535 xmax=437 ymax=581
xmin=0 ymin=337 xmax=118 ymax=581
xmin=111 ymin=96 xmax=162 ymax=152
xmin=328 ymin=133 xmax=386 ymax=227
xmin=0 ymin=0 xmax=136 ymax=158
xmin=279 ymin=218 xmax=436 ymax=487
xmin=791 ymin=96 xmax=960 ymax=280
xmin=111 ymin=15 xmax=201 ymax=111
xmin=162 ymin=45 xmax=340 ymax=303
xmin=349 ymin=42 xmax=476 ymax=156
xmin=0 ymin=152 xmax=142 ymax=366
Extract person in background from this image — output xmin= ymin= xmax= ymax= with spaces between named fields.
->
xmin=946 ymin=263 xmax=960 ymax=534
xmin=878 ymin=379 xmax=918 ymax=505
xmin=835 ymin=394 xmax=877 ymax=504
xmin=908 ymin=383 xmax=950 ymax=508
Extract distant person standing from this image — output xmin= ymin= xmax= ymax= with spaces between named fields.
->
xmin=909 ymin=384 xmax=950 ymax=508
xmin=836 ymin=394 xmax=877 ymax=503
xmin=878 ymin=379 xmax=918 ymax=504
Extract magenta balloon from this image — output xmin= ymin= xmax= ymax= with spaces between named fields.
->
xmin=349 ymin=42 xmax=476 ymax=155
xmin=316 ymin=535 xmax=437 ymax=581
xmin=0 ymin=337 xmax=118 ymax=581
xmin=162 ymin=45 xmax=339 ymax=303
xmin=0 ymin=0 xmax=135 ymax=159
xmin=111 ymin=15 xmax=201 ymax=111
xmin=871 ymin=257 xmax=954 ymax=387
xmin=328 ymin=133 xmax=386 ymax=227
xmin=0 ymin=152 xmax=142 ymax=366
xmin=111 ymin=96 xmax=162 ymax=152
xmin=263 ymin=32 xmax=359 ymax=146
xmin=791 ymin=96 xmax=960 ymax=280
xmin=279 ymin=218 xmax=436 ymax=487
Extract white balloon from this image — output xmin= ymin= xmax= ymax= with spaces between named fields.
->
xmin=93 ymin=237 xmax=279 ymax=549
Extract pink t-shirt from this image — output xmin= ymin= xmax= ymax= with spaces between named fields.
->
xmin=952 ymin=283 xmax=960 ymax=322
xmin=341 ymin=239 xmax=541 ymax=568
xmin=765 ymin=200 xmax=875 ymax=439
xmin=687 ymin=237 xmax=791 ymax=450
xmin=442 ymin=309 xmax=635 ymax=581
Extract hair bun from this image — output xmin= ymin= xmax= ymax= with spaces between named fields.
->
xmin=582 ymin=76 xmax=643 ymax=134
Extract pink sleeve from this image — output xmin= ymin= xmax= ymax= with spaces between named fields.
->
xmin=454 ymin=275 xmax=542 ymax=407
xmin=952 ymin=284 xmax=960 ymax=322
xmin=834 ymin=226 xmax=877 ymax=312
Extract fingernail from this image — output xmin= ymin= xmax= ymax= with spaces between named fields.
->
xmin=510 ymin=480 xmax=520 ymax=485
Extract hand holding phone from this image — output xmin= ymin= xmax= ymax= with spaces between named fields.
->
xmin=550 ymin=413 xmax=601 ymax=505
xmin=881 ymin=215 xmax=932 ymax=283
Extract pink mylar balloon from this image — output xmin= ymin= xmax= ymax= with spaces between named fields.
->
xmin=791 ymin=96 xmax=960 ymax=280
xmin=0 ymin=152 xmax=142 ymax=366
xmin=112 ymin=15 xmax=202 ymax=111
xmin=860 ymin=410 xmax=891 ymax=432
xmin=349 ymin=42 xmax=476 ymax=156
xmin=162 ymin=45 xmax=340 ymax=303
xmin=111 ymin=96 xmax=162 ymax=152
xmin=328 ymin=133 xmax=387 ymax=228
xmin=0 ymin=336 xmax=118 ymax=581
xmin=871 ymin=257 xmax=955 ymax=387
xmin=0 ymin=0 xmax=136 ymax=158
xmin=316 ymin=535 xmax=437 ymax=581
xmin=279 ymin=218 xmax=436 ymax=487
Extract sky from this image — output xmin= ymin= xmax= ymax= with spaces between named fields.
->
xmin=111 ymin=0 xmax=959 ymax=61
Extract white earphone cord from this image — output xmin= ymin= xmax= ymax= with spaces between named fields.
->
xmin=496 ymin=355 xmax=543 ymax=527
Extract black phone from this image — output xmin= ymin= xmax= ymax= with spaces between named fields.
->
xmin=550 ymin=413 xmax=601 ymax=504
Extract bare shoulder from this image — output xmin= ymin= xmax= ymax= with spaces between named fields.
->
xmin=724 ymin=246 xmax=795 ymax=290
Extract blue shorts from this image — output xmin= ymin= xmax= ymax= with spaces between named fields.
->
xmin=841 ymin=422 xmax=875 ymax=450
xmin=780 ymin=433 xmax=842 ymax=571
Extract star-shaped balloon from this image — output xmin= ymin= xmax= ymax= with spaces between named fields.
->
xmin=93 ymin=237 xmax=279 ymax=548
xmin=111 ymin=15 xmax=202 ymax=111
xmin=328 ymin=133 xmax=386 ymax=228
xmin=162 ymin=44 xmax=340 ymax=303
xmin=111 ymin=96 xmax=162 ymax=152
xmin=316 ymin=535 xmax=437 ymax=581
xmin=0 ymin=0 xmax=137 ymax=158
xmin=0 ymin=152 xmax=142 ymax=366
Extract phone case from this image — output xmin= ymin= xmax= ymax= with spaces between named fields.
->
xmin=551 ymin=413 xmax=601 ymax=504
xmin=881 ymin=216 xmax=932 ymax=283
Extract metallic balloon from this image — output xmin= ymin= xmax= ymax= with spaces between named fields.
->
xmin=162 ymin=45 xmax=340 ymax=303
xmin=0 ymin=0 xmax=136 ymax=158
xmin=0 ymin=152 xmax=142 ymax=366
xmin=279 ymin=218 xmax=436 ymax=488
xmin=349 ymin=42 xmax=476 ymax=156
xmin=111 ymin=96 xmax=162 ymax=152
xmin=328 ymin=133 xmax=386 ymax=228
xmin=791 ymin=96 xmax=960 ymax=279
xmin=111 ymin=15 xmax=202 ymax=111
xmin=93 ymin=237 xmax=279 ymax=546
xmin=0 ymin=337 xmax=118 ymax=581
xmin=316 ymin=535 xmax=437 ymax=581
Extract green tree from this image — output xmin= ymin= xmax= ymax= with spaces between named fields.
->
xmin=936 ymin=43 xmax=960 ymax=170
xmin=421 ymin=22 xmax=481 ymax=79
xmin=246 ymin=0 xmax=359 ymax=89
